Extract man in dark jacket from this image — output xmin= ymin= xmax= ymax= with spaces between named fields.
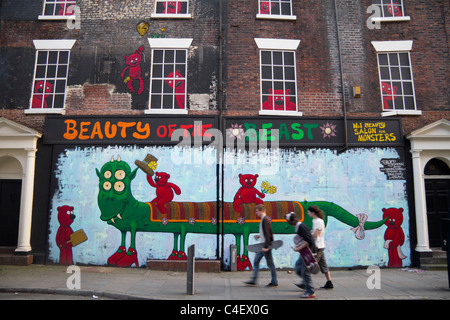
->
xmin=244 ymin=204 xmax=278 ymax=287
xmin=286 ymin=212 xmax=316 ymax=298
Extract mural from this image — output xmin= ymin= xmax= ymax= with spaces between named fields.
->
xmin=48 ymin=144 xmax=410 ymax=269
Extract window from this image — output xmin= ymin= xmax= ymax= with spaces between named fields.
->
xmin=152 ymin=1 xmax=191 ymax=18
xmin=39 ymin=0 xmax=76 ymax=19
xmin=372 ymin=40 xmax=420 ymax=116
xmin=255 ymin=38 xmax=301 ymax=116
xmin=27 ymin=40 xmax=76 ymax=114
xmin=147 ymin=38 xmax=192 ymax=114
xmin=371 ymin=0 xmax=411 ymax=22
xmin=256 ymin=0 xmax=296 ymax=20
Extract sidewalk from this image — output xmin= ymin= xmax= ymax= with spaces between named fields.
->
xmin=0 ymin=264 xmax=449 ymax=300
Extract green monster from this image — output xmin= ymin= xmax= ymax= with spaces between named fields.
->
xmin=96 ymin=156 xmax=387 ymax=268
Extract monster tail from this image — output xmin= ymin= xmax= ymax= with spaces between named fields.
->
xmin=308 ymin=201 xmax=387 ymax=240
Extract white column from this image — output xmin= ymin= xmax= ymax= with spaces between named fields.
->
xmin=15 ymin=148 xmax=37 ymax=254
xmin=410 ymin=149 xmax=431 ymax=253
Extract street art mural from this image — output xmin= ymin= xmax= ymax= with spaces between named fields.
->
xmin=48 ymin=143 xmax=410 ymax=269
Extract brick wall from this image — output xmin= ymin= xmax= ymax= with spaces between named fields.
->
xmin=0 ymin=0 xmax=448 ymax=134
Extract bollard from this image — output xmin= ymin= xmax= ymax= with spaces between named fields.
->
xmin=230 ymin=245 xmax=237 ymax=271
xmin=187 ymin=244 xmax=195 ymax=295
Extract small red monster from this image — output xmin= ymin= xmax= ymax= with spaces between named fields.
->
xmin=233 ymin=174 xmax=265 ymax=213
xmin=56 ymin=205 xmax=75 ymax=265
xmin=387 ymin=2 xmax=403 ymax=17
xmin=163 ymin=1 xmax=182 ymax=14
xmin=260 ymin=1 xmax=275 ymax=14
xmin=383 ymin=207 xmax=406 ymax=268
xmin=165 ymin=70 xmax=186 ymax=109
xmin=381 ymin=82 xmax=398 ymax=110
xmin=121 ymin=46 xmax=145 ymax=95
xmin=262 ymin=89 xmax=296 ymax=111
xmin=147 ymin=172 xmax=181 ymax=214
xmin=31 ymin=81 xmax=54 ymax=108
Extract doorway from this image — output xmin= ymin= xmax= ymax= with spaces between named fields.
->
xmin=0 ymin=180 xmax=22 ymax=247
xmin=424 ymin=159 xmax=450 ymax=248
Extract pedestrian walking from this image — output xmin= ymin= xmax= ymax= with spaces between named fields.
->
xmin=244 ymin=204 xmax=278 ymax=287
xmin=308 ymin=205 xmax=333 ymax=289
xmin=286 ymin=212 xmax=317 ymax=298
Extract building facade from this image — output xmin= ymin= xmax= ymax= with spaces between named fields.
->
xmin=0 ymin=0 xmax=449 ymax=269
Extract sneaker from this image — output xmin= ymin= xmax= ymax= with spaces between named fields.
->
xmin=300 ymin=292 xmax=316 ymax=299
xmin=265 ymin=282 xmax=278 ymax=288
xmin=244 ymin=280 xmax=256 ymax=285
xmin=321 ymin=281 xmax=334 ymax=289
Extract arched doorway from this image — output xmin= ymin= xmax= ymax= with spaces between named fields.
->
xmin=424 ymin=158 xmax=450 ymax=247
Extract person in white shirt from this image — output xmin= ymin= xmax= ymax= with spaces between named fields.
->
xmin=308 ymin=205 xmax=333 ymax=289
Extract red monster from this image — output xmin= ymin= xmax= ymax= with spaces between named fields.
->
xmin=57 ymin=0 xmax=75 ymax=16
xmin=121 ymin=46 xmax=145 ymax=95
xmin=165 ymin=70 xmax=186 ymax=109
xmin=56 ymin=205 xmax=75 ymax=265
xmin=383 ymin=208 xmax=406 ymax=268
xmin=262 ymin=89 xmax=296 ymax=111
xmin=381 ymin=82 xmax=398 ymax=110
xmin=233 ymin=174 xmax=265 ymax=213
xmin=147 ymin=172 xmax=181 ymax=214
xmin=260 ymin=1 xmax=275 ymax=14
xmin=387 ymin=2 xmax=403 ymax=17
xmin=163 ymin=1 xmax=182 ymax=14
xmin=32 ymin=81 xmax=54 ymax=108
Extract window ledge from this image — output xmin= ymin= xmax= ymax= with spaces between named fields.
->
xmin=151 ymin=13 xmax=192 ymax=19
xmin=38 ymin=15 xmax=75 ymax=20
xmin=145 ymin=109 xmax=189 ymax=115
xmin=381 ymin=110 xmax=422 ymax=117
xmin=256 ymin=14 xmax=297 ymax=21
xmin=259 ymin=110 xmax=303 ymax=117
xmin=24 ymin=108 xmax=66 ymax=115
xmin=371 ymin=16 xmax=411 ymax=23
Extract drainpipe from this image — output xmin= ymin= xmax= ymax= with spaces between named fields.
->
xmin=334 ymin=0 xmax=348 ymax=154
xmin=217 ymin=0 xmax=225 ymax=266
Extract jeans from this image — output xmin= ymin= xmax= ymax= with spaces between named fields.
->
xmin=250 ymin=250 xmax=278 ymax=285
xmin=295 ymin=255 xmax=314 ymax=295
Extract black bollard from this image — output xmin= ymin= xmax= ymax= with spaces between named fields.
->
xmin=187 ymin=244 xmax=195 ymax=295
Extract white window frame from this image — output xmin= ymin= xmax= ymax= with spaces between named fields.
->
xmin=151 ymin=0 xmax=192 ymax=19
xmin=372 ymin=40 xmax=421 ymax=117
xmin=255 ymin=38 xmax=301 ymax=117
xmin=146 ymin=38 xmax=193 ymax=115
xmin=26 ymin=40 xmax=76 ymax=115
xmin=370 ymin=0 xmax=411 ymax=23
xmin=38 ymin=0 xmax=76 ymax=20
xmin=256 ymin=0 xmax=297 ymax=20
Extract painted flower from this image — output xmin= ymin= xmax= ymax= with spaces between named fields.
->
xmin=320 ymin=122 xmax=337 ymax=139
xmin=147 ymin=161 xmax=158 ymax=171
xmin=211 ymin=217 xmax=217 ymax=225
xmin=261 ymin=181 xmax=277 ymax=194
xmin=161 ymin=217 xmax=169 ymax=225
xmin=227 ymin=123 xmax=245 ymax=140
xmin=237 ymin=217 xmax=246 ymax=225
xmin=189 ymin=217 xmax=196 ymax=225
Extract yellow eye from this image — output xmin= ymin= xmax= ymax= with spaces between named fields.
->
xmin=114 ymin=181 xmax=125 ymax=192
xmin=103 ymin=181 xmax=112 ymax=191
xmin=104 ymin=171 xmax=112 ymax=179
xmin=115 ymin=170 xmax=126 ymax=180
